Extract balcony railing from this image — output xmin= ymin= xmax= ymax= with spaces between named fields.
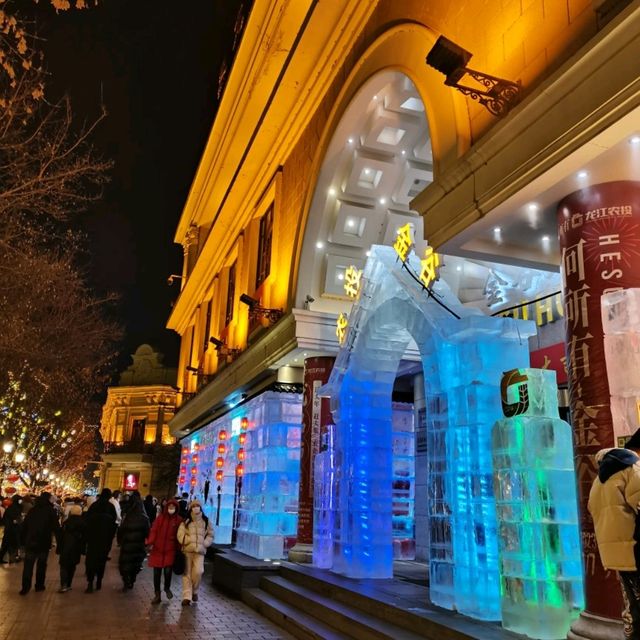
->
xmin=103 ymin=441 xmax=156 ymax=455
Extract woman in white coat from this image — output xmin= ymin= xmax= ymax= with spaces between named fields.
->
xmin=176 ymin=500 xmax=213 ymax=606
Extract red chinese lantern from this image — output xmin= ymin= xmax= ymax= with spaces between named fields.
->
xmin=219 ymin=430 xmax=227 ymax=441
xmin=190 ymin=477 xmax=197 ymax=486
xmin=236 ymin=463 xmax=244 ymax=477
xmin=192 ymin=454 xmax=199 ymax=464
xmin=217 ymin=443 xmax=226 ymax=454
xmin=237 ymin=448 xmax=245 ymax=461
xmin=6 ymin=474 xmax=20 ymax=483
xmin=182 ymin=447 xmax=188 ymax=455
xmin=215 ymin=470 xmax=224 ymax=481
xmin=239 ymin=432 xmax=246 ymax=444
xmin=181 ymin=457 xmax=188 ymax=465
xmin=179 ymin=476 xmax=186 ymax=485
xmin=180 ymin=466 xmax=186 ymax=475
xmin=4 ymin=486 xmax=16 ymax=495
xmin=240 ymin=417 xmax=248 ymax=431
xmin=191 ymin=466 xmax=197 ymax=475
xmin=216 ymin=457 xmax=224 ymax=468
xmin=193 ymin=443 xmax=199 ymax=452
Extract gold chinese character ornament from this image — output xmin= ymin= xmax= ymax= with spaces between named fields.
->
xmin=419 ymin=246 xmax=440 ymax=289
xmin=344 ymin=266 xmax=362 ymax=299
xmin=336 ymin=312 xmax=349 ymax=346
xmin=394 ymin=223 xmax=414 ymax=262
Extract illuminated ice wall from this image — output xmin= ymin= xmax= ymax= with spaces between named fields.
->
xmin=492 ymin=368 xmax=584 ymax=639
xmin=178 ymin=390 xmax=302 ymax=559
xmin=322 ymin=246 xmax=535 ymax=621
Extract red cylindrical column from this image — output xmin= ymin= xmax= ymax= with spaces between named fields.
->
xmin=558 ymin=181 xmax=640 ymax=620
xmin=289 ymin=356 xmax=334 ymax=562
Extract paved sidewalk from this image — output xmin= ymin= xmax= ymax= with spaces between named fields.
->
xmin=0 ymin=551 xmax=293 ymax=640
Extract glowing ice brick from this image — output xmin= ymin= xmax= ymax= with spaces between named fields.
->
xmin=601 ymin=288 xmax=640 ymax=334
xmin=492 ymin=368 xmax=584 ymax=639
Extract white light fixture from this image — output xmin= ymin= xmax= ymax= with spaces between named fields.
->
xmin=373 ymin=95 xmax=378 ymax=101
xmin=337 ymin=273 xmax=345 ymax=281
xmin=456 ymin=265 xmax=462 ymax=272
xmin=347 ymin=219 xmax=355 ymax=228
xmin=527 ymin=203 xmax=538 ymax=212
xmin=401 ymin=150 xmax=406 ymax=155
xmin=364 ymin=168 xmax=371 ymax=175
xmin=14 ymin=452 xmax=25 ymax=464
xmin=316 ymin=241 xmax=324 ymax=249
xmin=347 ymin=137 xmax=354 ymax=144
xmin=542 ymin=235 xmax=550 ymax=242
xmin=366 ymin=250 xmax=371 ymax=257
xmin=379 ymin=197 xmax=386 ymax=205
xmin=630 ymin=135 xmax=640 ymax=144
xmin=303 ymin=353 xmax=308 ymax=357
xmin=328 ymin=187 xmax=336 ymax=196
xmin=2 ymin=442 xmax=13 ymax=454
xmin=493 ymin=227 xmax=501 ymax=233
xmin=577 ymin=170 xmax=588 ymax=179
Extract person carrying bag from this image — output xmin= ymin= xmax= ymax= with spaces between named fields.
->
xmin=176 ymin=500 xmax=213 ymax=606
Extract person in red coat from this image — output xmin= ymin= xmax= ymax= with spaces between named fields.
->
xmin=146 ymin=498 xmax=182 ymax=604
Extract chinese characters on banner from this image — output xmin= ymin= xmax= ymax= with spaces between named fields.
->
xmin=296 ymin=357 xmax=335 ymax=545
xmin=557 ymin=181 xmax=640 ymax=619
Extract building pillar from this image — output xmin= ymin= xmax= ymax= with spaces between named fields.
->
xmin=289 ymin=356 xmax=335 ymax=563
xmin=558 ymin=181 xmax=640 ymax=638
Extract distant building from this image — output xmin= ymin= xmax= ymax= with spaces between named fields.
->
xmin=99 ymin=344 xmax=178 ymax=496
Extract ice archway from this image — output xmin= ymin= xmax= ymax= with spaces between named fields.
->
xmin=321 ymin=245 xmax=535 ymax=621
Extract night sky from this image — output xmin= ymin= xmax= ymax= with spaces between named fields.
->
xmin=30 ymin=0 xmax=242 ymax=368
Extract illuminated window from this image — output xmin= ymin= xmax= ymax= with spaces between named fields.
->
xmin=144 ymin=425 xmax=156 ymax=444
xmin=225 ymin=262 xmax=236 ymax=326
xmin=131 ymin=418 xmax=146 ymax=443
xmin=256 ymin=205 xmax=273 ymax=289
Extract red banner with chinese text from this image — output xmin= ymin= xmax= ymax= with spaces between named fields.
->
xmin=558 ymin=181 xmax=640 ymax=618
xmin=296 ymin=357 xmax=335 ymax=545
xmin=530 ymin=342 xmax=568 ymax=385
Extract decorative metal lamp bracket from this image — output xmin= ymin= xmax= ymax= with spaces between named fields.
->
xmin=426 ymin=35 xmax=521 ymax=117
xmin=446 ymin=68 xmax=521 ymax=117
xmin=248 ymin=306 xmax=284 ymax=325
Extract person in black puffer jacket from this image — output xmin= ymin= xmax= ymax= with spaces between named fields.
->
xmin=84 ymin=488 xmax=117 ymax=593
xmin=117 ymin=494 xmax=150 ymax=590
xmin=57 ymin=504 xmax=86 ymax=592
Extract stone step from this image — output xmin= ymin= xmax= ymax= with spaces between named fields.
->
xmin=279 ymin=564 xmax=514 ymax=640
xmin=262 ymin=574 xmax=426 ymax=640
xmin=243 ymin=587 xmax=350 ymax=640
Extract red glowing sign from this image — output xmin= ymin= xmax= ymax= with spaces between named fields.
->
xmin=124 ymin=473 xmax=139 ymax=490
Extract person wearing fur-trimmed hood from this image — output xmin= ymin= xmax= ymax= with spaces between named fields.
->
xmin=176 ymin=500 xmax=213 ymax=606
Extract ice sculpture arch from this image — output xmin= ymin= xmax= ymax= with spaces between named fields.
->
xmin=322 ymin=245 xmax=536 ymax=620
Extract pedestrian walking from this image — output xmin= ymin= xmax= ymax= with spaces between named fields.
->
xmin=143 ymin=494 xmax=157 ymax=526
xmin=84 ymin=488 xmax=117 ymax=593
xmin=177 ymin=500 xmax=213 ymax=606
xmin=177 ymin=492 xmax=189 ymax=518
xmin=146 ymin=498 xmax=182 ymax=604
xmin=19 ymin=491 xmax=60 ymax=595
xmin=57 ymin=504 xmax=85 ymax=593
xmin=0 ymin=494 xmax=23 ymax=564
xmin=117 ymin=493 xmax=150 ymax=590
xmin=589 ymin=432 xmax=640 ymax=639
xmin=110 ymin=490 xmax=122 ymax=525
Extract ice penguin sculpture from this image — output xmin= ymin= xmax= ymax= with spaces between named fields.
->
xmin=492 ymin=368 xmax=584 ymax=639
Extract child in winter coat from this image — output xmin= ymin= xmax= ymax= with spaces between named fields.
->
xmin=57 ymin=504 xmax=86 ymax=593
xmin=176 ymin=500 xmax=213 ymax=606
xmin=146 ymin=498 xmax=182 ymax=604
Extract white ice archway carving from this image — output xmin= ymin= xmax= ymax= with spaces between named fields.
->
xmin=321 ymin=245 xmax=535 ymax=621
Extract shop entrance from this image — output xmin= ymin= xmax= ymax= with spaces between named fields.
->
xmin=319 ymin=245 xmax=534 ymax=620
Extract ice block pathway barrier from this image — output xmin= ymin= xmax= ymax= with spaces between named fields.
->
xmin=320 ymin=245 xmax=536 ymax=622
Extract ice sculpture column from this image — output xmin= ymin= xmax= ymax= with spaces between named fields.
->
xmin=493 ymin=368 xmax=584 ymax=639
xmin=558 ymin=181 xmax=640 ymax=629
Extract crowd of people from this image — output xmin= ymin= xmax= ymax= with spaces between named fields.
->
xmin=0 ymin=489 xmax=213 ymax=606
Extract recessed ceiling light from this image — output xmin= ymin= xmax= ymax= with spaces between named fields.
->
xmin=542 ymin=235 xmax=550 ymax=242
xmin=366 ymin=250 xmax=371 ymax=257
xmin=577 ymin=170 xmax=588 ymax=179
xmin=527 ymin=203 xmax=538 ymax=212
xmin=401 ymin=150 xmax=406 ymax=155
xmin=379 ymin=197 xmax=386 ymax=205
xmin=364 ymin=168 xmax=371 ymax=175
xmin=337 ymin=273 xmax=344 ymax=281
xmin=328 ymin=187 xmax=336 ymax=196
xmin=347 ymin=219 xmax=355 ymax=228
xmin=630 ymin=136 xmax=640 ymax=144
xmin=316 ymin=241 xmax=324 ymax=249
xmin=303 ymin=353 xmax=307 ymax=357
xmin=456 ymin=265 xmax=462 ymax=272
xmin=494 ymin=227 xmax=501 ymax=233
xmin=347 ymin=137 xmax=354 ymax=144
xmin=294 ymin=359 xmax=298 ymax=363
xmin=373 ymin=95 xmax=378 ymax=101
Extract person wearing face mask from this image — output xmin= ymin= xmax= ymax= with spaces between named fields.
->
xmin=176 ymin=500 xmax=213 ymax=606
xmin=145 ymin=498 xmax=183 ymax=604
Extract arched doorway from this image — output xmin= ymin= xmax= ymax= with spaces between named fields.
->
xmin=320 ymin=246 xmax=535 ymax=621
